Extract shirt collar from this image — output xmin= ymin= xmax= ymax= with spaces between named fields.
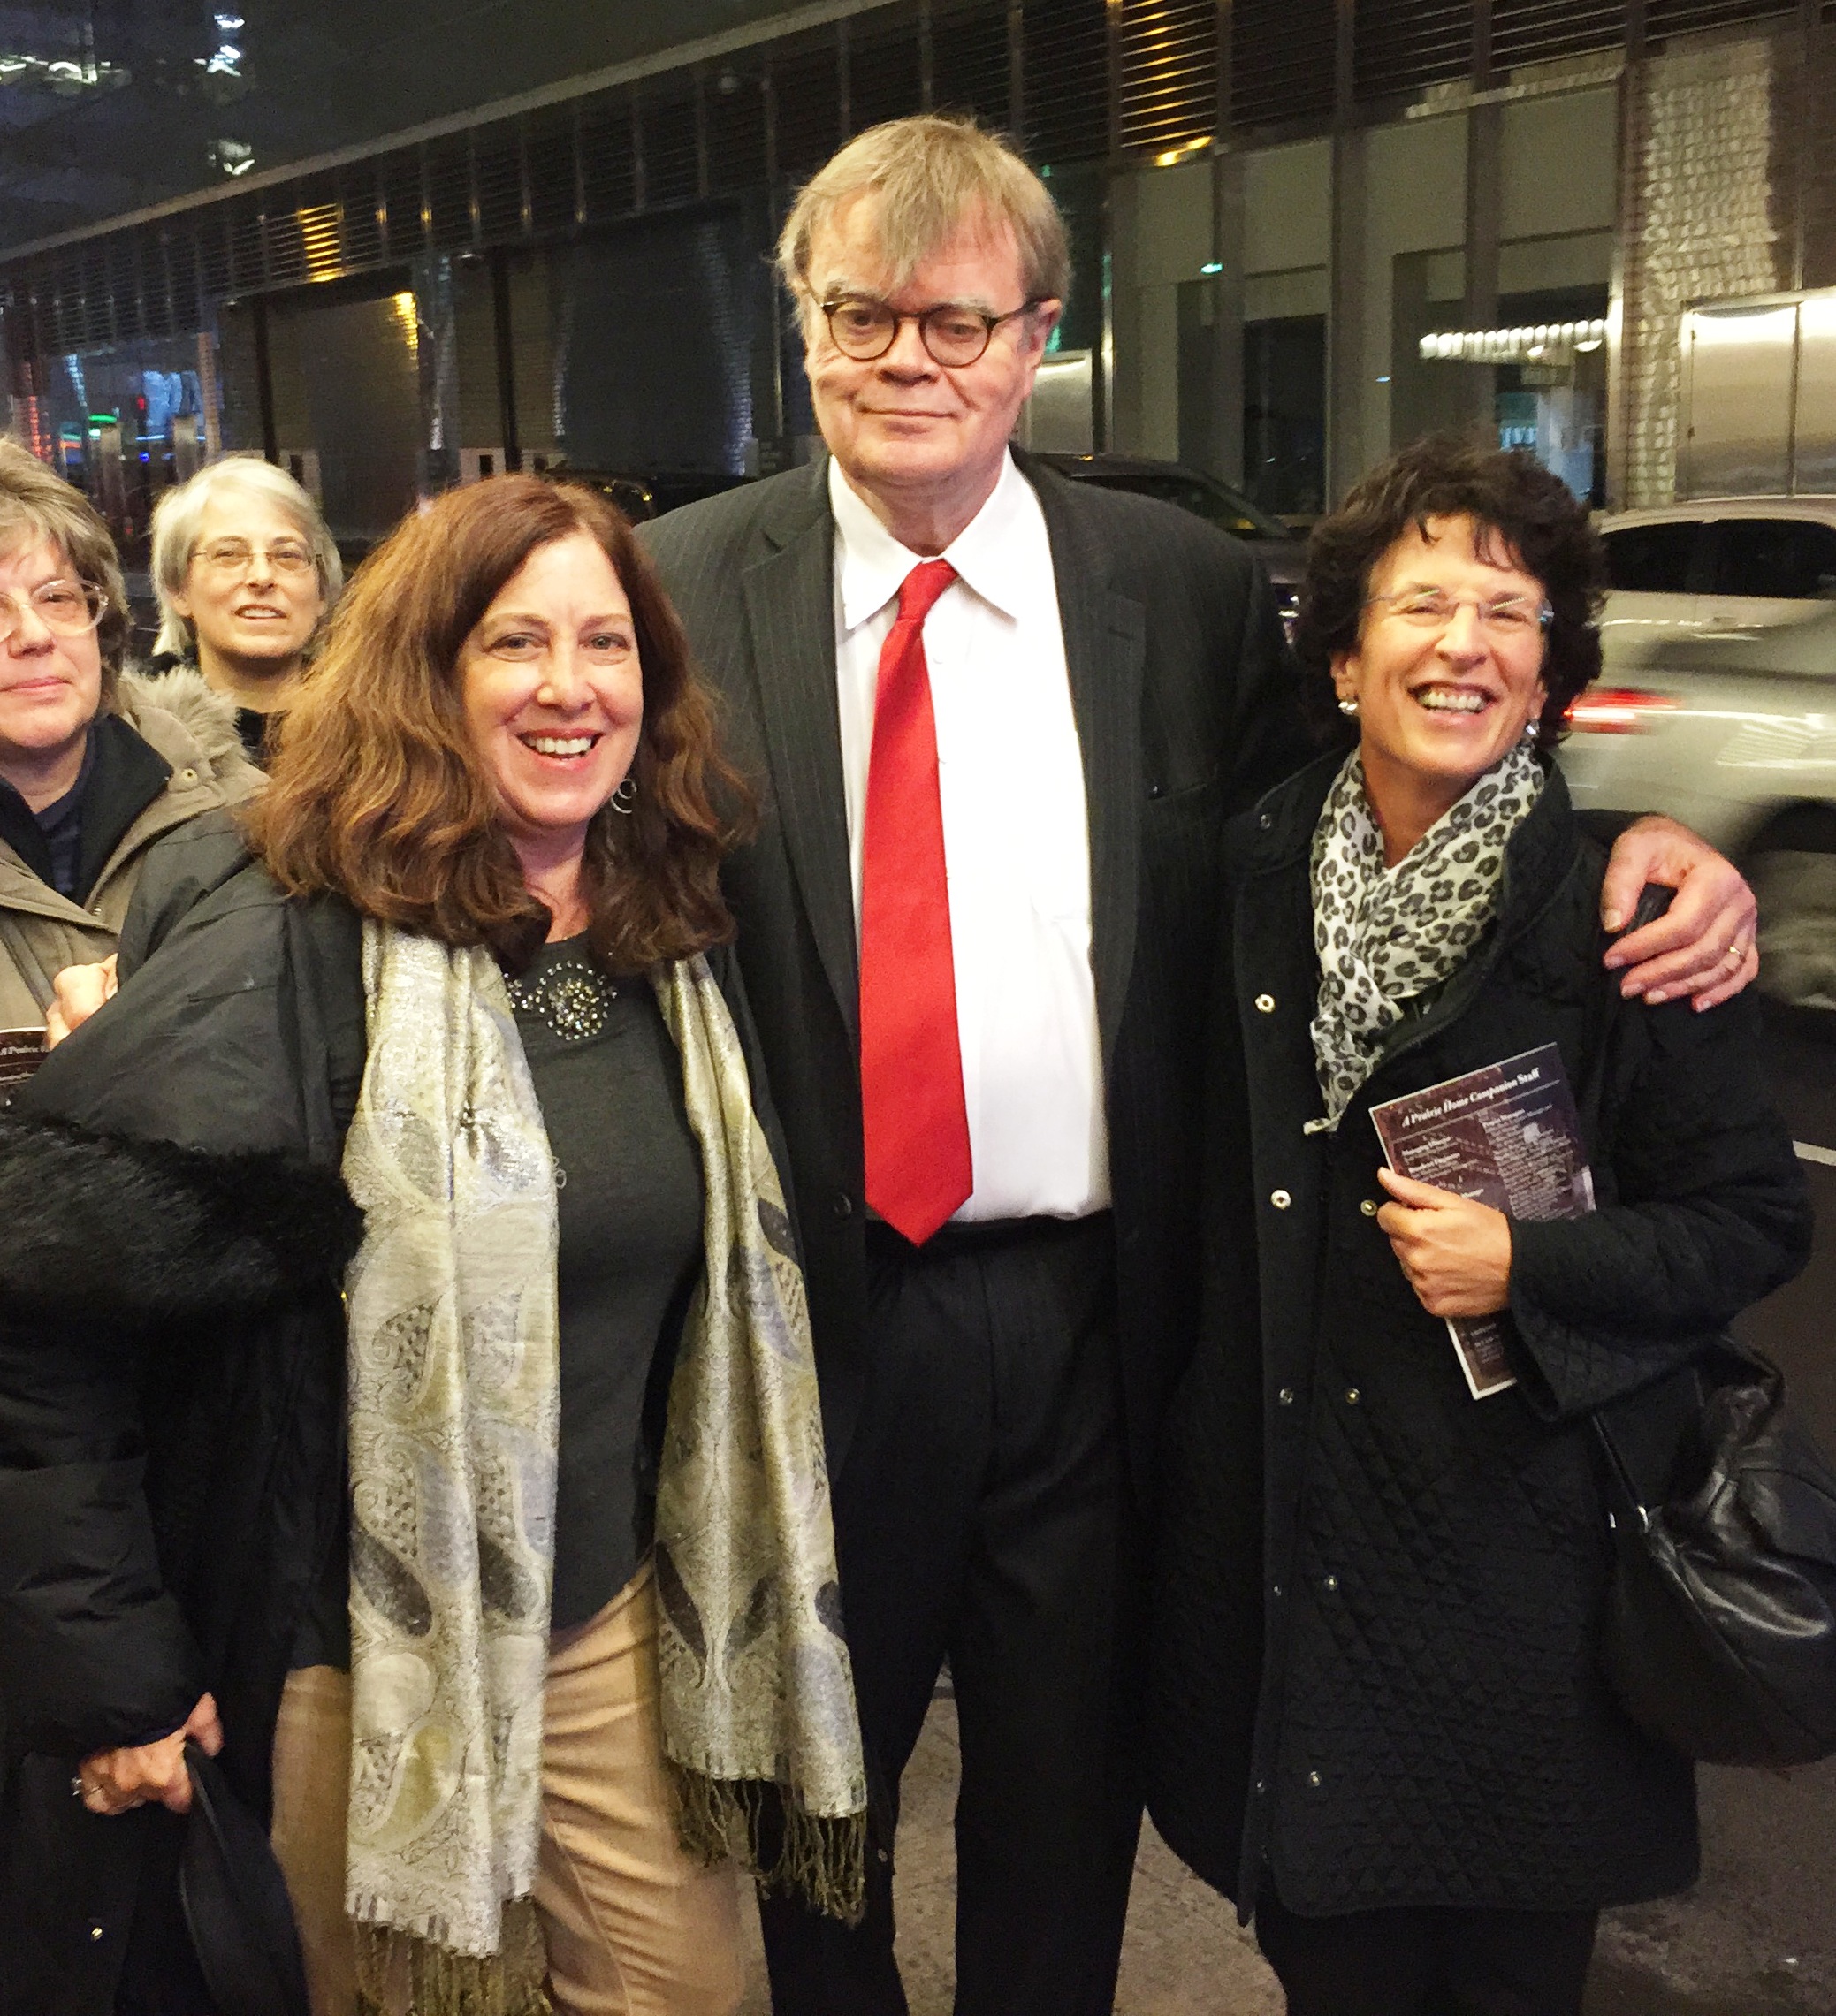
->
xmin=829 ymin=450 xmax=1032 ymax=632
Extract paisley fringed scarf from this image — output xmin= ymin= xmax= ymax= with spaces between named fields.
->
xmin=339 ymin=927 xmax=865 ymax=2014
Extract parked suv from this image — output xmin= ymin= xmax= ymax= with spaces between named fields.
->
xmin=1034 ymin=453 xmax=1307 ymax=629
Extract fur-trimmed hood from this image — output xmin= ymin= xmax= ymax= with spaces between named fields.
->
xmin=117 ymin=665 xmax=260 ymax=790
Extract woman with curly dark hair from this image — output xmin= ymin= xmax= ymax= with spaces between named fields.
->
xmin=0 ymin=475 xmax=865 ymax=2016
xmin=1146 ymin=437 xmax=1810 ymax=2016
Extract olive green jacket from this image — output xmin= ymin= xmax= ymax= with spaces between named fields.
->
xmin=0 ymin=670 xmax=262 ymax=1030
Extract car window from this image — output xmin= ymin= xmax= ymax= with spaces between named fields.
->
xmin=1707 ymin=518 xmax=1836 ymax=599
xmin=1601 ymin=521 xmax=1699 ymax=593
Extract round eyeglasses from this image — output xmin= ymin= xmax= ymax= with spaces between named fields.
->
xmin=1365 ymin=589 xmax=1553 ymax=639
xmin=192 ymin=537 xmax=316 ymax=579
xmin=818 ymin=293 xmax=1043 ymax=368
xmin=0 ymin=578 xmax=108 ymax=647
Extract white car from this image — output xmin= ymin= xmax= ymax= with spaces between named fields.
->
xmin=1559 ymin=605 xmax=1836 ymax=1012
xmin=1597 ymin=498 xmax=1836 ymax=646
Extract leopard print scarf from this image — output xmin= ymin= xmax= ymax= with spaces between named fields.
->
xmin=1308 ymin=741 xmax=1545 ymax=1128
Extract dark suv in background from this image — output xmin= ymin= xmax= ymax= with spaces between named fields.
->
xmin=1033 ymin=453 xmax=1307 ymax=631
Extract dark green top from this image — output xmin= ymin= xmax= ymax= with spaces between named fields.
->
xmin=511 ymin=934 xmax=704 ymax=1631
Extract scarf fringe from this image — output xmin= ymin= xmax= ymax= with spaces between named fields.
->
xmin=669 ymin=1761 xmax=867 ymax=1927
xmin=353 ymin=1900 xmax=552 ymax=2016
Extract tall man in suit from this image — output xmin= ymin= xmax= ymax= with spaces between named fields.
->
xmin=639 ymin=116 xmax=1758 ymax=2016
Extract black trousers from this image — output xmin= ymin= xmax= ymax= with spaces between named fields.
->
xmin=1255 ymin=1890 xmax=1601 ymax=2016
xmin=759 ymin=1214 xmax=1144 ymax=2016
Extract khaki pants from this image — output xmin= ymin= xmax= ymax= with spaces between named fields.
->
xmin=270 ymin=1561 xmax=743 ymax=2016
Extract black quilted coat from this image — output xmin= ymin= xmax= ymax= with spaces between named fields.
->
xmin=1147 ymin=753 xmax=1813 ymax=1924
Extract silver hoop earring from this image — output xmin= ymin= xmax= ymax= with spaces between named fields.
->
xmin=610 ymin=777 xmax=638 ymax=815
xmin=1337 ymin=696 xmax=1360 ymax=717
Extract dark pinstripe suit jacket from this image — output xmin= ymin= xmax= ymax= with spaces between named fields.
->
xmin=638 ymin=450 xmax=1311 ymax=1491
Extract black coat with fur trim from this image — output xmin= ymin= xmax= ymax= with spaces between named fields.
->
xmin=0 ymin=840 xmax=365 ymax=2015
xmin=0 ymin=816 xmax=788 ymax=2014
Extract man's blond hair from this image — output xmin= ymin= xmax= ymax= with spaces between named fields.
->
xmin=777 ymin=115 xmax=1070 ymax=311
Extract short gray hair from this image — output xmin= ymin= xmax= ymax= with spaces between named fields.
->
xmin=149 ymin=453 xmax=342 ymax=658
xmin=777 ymin=115 xmax=1070 ymax=312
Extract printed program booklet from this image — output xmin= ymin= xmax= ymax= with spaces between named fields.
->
xmin=0 ymin=1026 xmax=47 ymax=1098
xmin=1368 ymin=1042 xmax=1595 ymax=1400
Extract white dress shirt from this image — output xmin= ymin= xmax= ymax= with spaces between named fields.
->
xmin=830 ymin=452 xmax=1109 ymax=1221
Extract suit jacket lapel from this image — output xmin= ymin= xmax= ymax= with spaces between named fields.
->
xmin=1030 ymin=460 xmax=1145 ymax=1079
xmin=742 ymin=458 xmax=861 ymax=1041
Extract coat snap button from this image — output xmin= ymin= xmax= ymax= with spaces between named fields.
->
xmin=1360 ymin=1198 xmax=1377 ymax=1217
xmin=1345 ymin=1388 xmax=1361 ymax=1405
xmin=1254 ymin=993 xmax=1276 ymax=1013
xmin=1323 ymin=1574 xmax=1338 ymax=1592
xmin=832 ymin=1192 xmax=853 ymax=1219
xmin=1270 ymin=1189 xmax=1291 ymax=1209
xmin=88 ymin=1923 xmax=104 ymax=1942
xmin=1307 ymin=1770 xmax=1322 ymax=1789
xmin=176 ymin=767 xmax=197 ymax=786
xmin=1277 ymin=1386 xmax=1295 ymax=1406
xmin=1254 ymin=1777 xmax=1266 ymax=1795
xmin=1259 ymin=812 xmax=1272 ymax=828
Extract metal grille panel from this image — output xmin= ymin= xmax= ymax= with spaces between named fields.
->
xmin=706 ymin=65 xmax=769 ymax=194
xmin=1490 ymin=0 xmax=1627 ymax=70
xmin=930 ymin=0 xmax=1012 ymax=126
xmin=525 ymin=108 xmax=580 ymax=232
xmin=379 ymin=151 xmax=425 ymax=260
xmin=577 ymin=97 xmax=637 ymax=222
xmin=774 ymin=37 xmax=844 ymax=179
xmin=1649 ymin=0 xmax=1797 ymax=36
xmin=1354 ymin=0 xmax=1472 ymax=100
xmin=1024 ymin=0 xmax=1111 ymax=164
xmin=424 ymin=134 xmax=474 ymax=249
xmin=849 ymin=11 xmax=925 ymax=132
xmin=644 ymin=89 xmax=702 ymax=207
xmin=1117 ymin=0 xmax=1217 ymax=159
xmin=474 ymin=126 xmax=525 ymax=240
xmin=1232 ymin=0 xmax=1336 ymax=127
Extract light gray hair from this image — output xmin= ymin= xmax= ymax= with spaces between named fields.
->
xmin=149 ymin=453 xmax=342 ymax=658
xmin=777 ymin=115 xmax=1070 ymax=314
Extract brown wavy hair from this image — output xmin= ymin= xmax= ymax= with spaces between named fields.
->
xmin=245 ymin=475 xmax=750 ymax=972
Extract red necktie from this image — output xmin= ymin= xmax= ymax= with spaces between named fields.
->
xmin=858 ymin=559 xmax=973 ymax=1245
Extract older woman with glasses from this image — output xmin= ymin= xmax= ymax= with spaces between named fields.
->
xmin=0 ymin=438 xmax=258 ymax=1038
xmin=1147 ymin=436 xmax=1811 ymax=2016
xmin=149 ymin=453 xmax=342 ymax=762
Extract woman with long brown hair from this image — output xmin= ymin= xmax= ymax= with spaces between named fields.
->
xmin=0 ymin=475 xmax=865 ymax=2016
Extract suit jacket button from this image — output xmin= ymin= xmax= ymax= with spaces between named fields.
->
xmin=1254 ymin=993 xmax=1276 ymax=1013
xmin=1270 ymin=1189 xmax=1291 ymax=1209
xmin=833 ymin=1192 xmax=853 ymax=1219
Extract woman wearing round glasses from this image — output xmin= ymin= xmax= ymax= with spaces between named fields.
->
xmin=149 ymin=453 xmax=342 ymax=762
xmin=0 ymin=438 xmax=259 ymax=1037
xmin=1147 ymin=437 xmax=1810 ymax=2015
